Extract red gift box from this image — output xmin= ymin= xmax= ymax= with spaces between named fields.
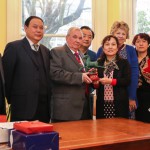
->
xmin=89 ymin=74 xmax=99 ymax=81
xmin=0 ymin=115 xmax=7 ymax=122
xmin=88 ymin=74 xmax=99 ymax=88
xmin=14 ymin=121 xmax=53 ymax=134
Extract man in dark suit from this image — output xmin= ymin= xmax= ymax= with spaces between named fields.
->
xmin=2 ymin=16 xmax=51 ymax=123
xmin=80 ymin=26 xmax=96 ymax=61
xmin=50 ymin=27 xmax=92 ymax=122
xmin=0 ymin=54 xmax=5 ymax=114
xmin=80 ymin=26 xmax=97 ymax=116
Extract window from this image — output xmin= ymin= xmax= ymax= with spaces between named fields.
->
xmin=119 ymin=0 xmax=150 ymax=43
xmin=134 ymin=0 xmax=150 ymax=34
xmin=22 ymin=0 xmax=92 ymax=48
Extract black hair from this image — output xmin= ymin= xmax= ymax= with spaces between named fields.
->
xmin=132 ymin=33 xmax=150 ymax=57
xmin=98 ymin=35 xmax=121 ymax=63
xmin=101 ymin=35 xmax=119 ymax=48
xmin=80 ymin=26 xmax=95 ymax=39
xmin=24 ymin=16 xmax=44 ymax=27
xmin=132 ymin=33 xmax=150 ymax=45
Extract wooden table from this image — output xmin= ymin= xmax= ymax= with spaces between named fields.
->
xmin=52 ymin=118 xmax=150 ymax=150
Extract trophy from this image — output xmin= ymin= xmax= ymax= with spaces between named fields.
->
xmin=80 ymin=55 xmax=105 ymax=88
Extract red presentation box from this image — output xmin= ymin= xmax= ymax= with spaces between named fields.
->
xmin=14 ymin=121 xmax=53 ymax=134
xmin=0 ymin=115 xmax=7 ymax=122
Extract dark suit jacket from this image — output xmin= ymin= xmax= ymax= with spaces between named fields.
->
xmin=50 ymin=44 xmax=88 ymax=121
xmin=2 ymin=37 xmax=51 ymax=120
xmin=0 ymin=54 xmax=5 ymax=114
xmin=86 ymin=49 xmax=97 ymax=61
xmin=96 ymin=59 xmax=131 ymax=119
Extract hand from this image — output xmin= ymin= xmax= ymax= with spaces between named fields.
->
xmin=99 ymin=77 xmax=112 ymax=85
xmin=129 ymin=100 xmax=137 ymax=112
xmin=89 ymin=74 xmax=99 ymax=81
xmin=82 ymin=72 xmax=92 ymax=84
xmin=88 ymin=68 xmax=98 ymax=74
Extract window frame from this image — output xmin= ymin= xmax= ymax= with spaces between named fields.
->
xmin=119 ymin=0 xmax=134 ymax=44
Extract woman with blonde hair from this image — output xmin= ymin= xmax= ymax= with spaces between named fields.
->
xmin=96 ymin=21 xmax=139 ymax=118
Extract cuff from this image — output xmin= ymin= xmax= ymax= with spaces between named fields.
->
xmin=111 ymin=79 xmax=117 ymax=86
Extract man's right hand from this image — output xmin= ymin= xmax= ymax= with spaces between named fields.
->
xmin=82 ymin=72 xmax=92 ymax=84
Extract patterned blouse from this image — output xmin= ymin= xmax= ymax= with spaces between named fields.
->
xmin=138 ymin=55 xmax=150 ymax=87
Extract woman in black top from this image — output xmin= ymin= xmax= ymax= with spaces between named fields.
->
xmin=132 ymin=33 xmax=150 ymax=123
xmin=94 ymin=35 xmax=131 ymax=119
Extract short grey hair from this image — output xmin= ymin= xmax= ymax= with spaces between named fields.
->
xmin=66 ymin=27 xmax=83 ymax=37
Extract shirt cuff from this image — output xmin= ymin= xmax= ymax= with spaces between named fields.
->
xmin=111 ymin=79 xmax=117 ymax=86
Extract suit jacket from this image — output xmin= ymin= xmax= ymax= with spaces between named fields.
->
xmin=2 ymin=37 xmax=51 ymax=120
xmin=87 ymin=49 xmax=97 ymax=61
xmin=0 ymin=54 xmax=5 ymax=114
xmin=96 ymin=59 xmax=131 ymax=119
xmin=50 ymin=44 xmax=88 ymax=121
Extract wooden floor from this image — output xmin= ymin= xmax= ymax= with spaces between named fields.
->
xmin=52 ymin=118 xmax=150 ymax=150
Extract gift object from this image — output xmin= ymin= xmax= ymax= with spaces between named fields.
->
xmin=0 ymin=115 xmax=7 ymax=122
xmin=89 ymin=73 xmax=99 ymax=81
xmin=88 ymin=72 xmax=99 ymax=88
xmin=14 ymin=121 xmax=53 ymax=134
xmin=10 ymin=130 xmax=59 ymax=150
xmin=0 ymin=122 xmax=14 ymax=143
xmin=80 ymin=55 xmax=105 ymax=72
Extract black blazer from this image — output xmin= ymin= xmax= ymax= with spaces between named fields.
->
xmin=96 ymin=59 xmax=131 ymax=119
xmin=0 ymin=54 xmax=5 ymax=114
xmin=2 ymin=37 xmax=51 ymax=120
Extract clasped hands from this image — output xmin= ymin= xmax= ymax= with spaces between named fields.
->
xmin=82 ymin=68 xmax=98 ymax=84
xmin=82 ymin=68 xmax=113 ymax=89
xmin=82 ymin=68 xmax=112 ymax=85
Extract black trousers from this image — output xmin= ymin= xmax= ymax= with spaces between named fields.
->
xmin=31 ymin=95 xmax=50 ymax=123
xmin=11 ymin=95 xmax=50 ymax=123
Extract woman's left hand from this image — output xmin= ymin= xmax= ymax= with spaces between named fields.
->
xmin=129 ymin=100 xmax=137 ymax=112
xmin=99 ymin=77 xmax=112 ymax=85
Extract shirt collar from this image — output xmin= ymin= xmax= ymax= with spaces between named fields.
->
xmin=66 ymin=42 xmax=79 ymax=54
xmin=26 ymin=36 xmax=40 ymax=51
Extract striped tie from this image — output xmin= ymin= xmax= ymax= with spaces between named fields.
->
xmin=74 ymin=52 xmax=82 ymax=65
xmin=33 ymin=44 xmax=39 ymax=51
xmin=74 ymin=52 xmax=89 ymax=95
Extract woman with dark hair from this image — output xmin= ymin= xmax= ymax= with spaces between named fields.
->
xmin=94 ymin=35 xmax=131 ymax=119
xmin=96 ymin=21 xmax=138 ymax=118
xmin=132 ymin=33 xmax=150 ymax=123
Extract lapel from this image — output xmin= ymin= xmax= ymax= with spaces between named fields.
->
xmin=79 ymin=50 xmax=86 ymax=64
xmin=40 ymin=45 xmax=49 ymax=74
xmin=0 ymin=54 xmax=5 ymax=85
xmin=113 ymin=61 xmax=119 ymax=77
xmin=98 ymin=61 xmax=105 ymax=77
xmin=0 ymin=54 xmax=5 ymax=96
xmin=64 ymin=44 xmax=84 ymax=69
xmin=22 ymin=38 xmax=39 ymax=69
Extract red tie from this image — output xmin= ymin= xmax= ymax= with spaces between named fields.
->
xmin=74 ymin=52 xmax=89 ymax=95
xmin=74 ymin=52 xmax=85 ymax=72
xmin=74 ymin=52 xmax=82 ymax=65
